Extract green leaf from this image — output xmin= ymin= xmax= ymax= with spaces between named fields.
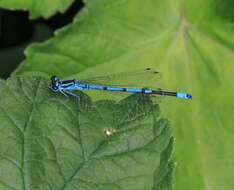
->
xmin=0 ymin=0 xmax=75 ymax=19
xmin=0 ymin=76 xmax=174 ymax=190
xmin=13 ymin=0 xmax=234 ymax=190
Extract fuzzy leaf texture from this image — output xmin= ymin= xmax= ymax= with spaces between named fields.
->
xmin=0 ymin=76 xmax=174 ymax=190
xmin=8 ymin=0 xmax=234 ymax=189
xmin=0 ymin=0 xmax=75 ymax=19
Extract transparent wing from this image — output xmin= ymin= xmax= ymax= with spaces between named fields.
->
xmin=79 ymin=68 xmax=161 ymax=88
xmin=84 ymin=89 xmax=164 ymax=105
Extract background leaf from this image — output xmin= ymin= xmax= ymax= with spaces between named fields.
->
xmin=0 ymin=0 xmax=75 ymax=19
xmin=0 ymin=76 xmax=174 ymax=190
xmin=12 ymin=0 xmax=234 ymax=189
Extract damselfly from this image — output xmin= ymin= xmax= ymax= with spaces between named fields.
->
xmin=50 ymin=68 xmax=192 ymax=100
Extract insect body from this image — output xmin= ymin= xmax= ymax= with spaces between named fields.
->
xmin=50 ymin=76 xmax=192 ymax=100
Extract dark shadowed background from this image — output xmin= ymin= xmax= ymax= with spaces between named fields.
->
xmin=0 ymin=0 xmax=84 ymax=79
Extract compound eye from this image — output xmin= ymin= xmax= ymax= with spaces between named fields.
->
xmin=51 ymin=76 xmax=59 ymax=82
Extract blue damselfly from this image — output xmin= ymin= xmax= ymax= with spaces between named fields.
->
xmin=50 ymin=68 xmax=192 ymax=100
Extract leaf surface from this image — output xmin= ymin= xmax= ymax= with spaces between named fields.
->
xmin=0 ymin=76 xmax=173 ymax=190
xmin=0 ymin=0 xmax=75 ymax=19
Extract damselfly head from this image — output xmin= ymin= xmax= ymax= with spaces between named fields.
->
xmin=50 ymin=76 xmax=60 ymax=92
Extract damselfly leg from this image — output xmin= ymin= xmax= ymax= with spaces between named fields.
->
xmin=63 ymin=90 xmax=80 ymax=102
